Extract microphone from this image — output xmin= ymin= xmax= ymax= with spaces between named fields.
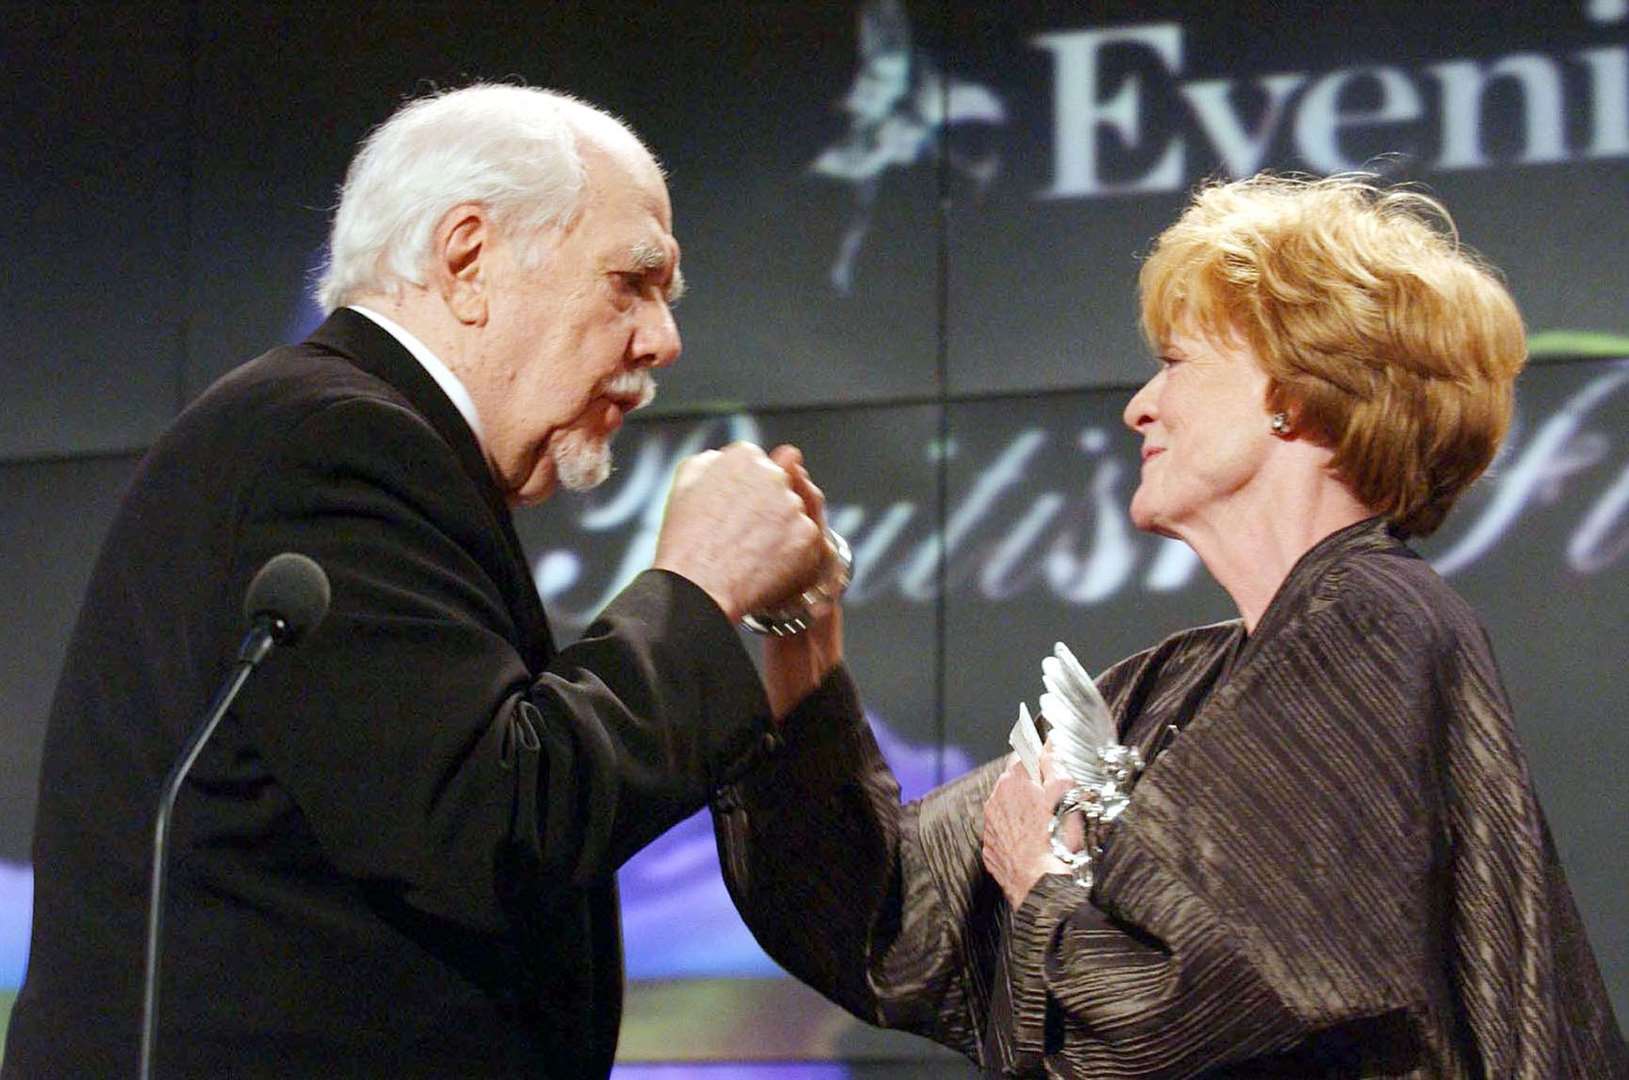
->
xmin=239 ymin=551 xmax=332 ymax=659
xmin=139 ymin=553 xmax=330 ymax=1080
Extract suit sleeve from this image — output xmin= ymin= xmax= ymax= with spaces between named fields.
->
xmin=715 ymin=667 xmax=1005 ymax=1062
xmin=228 ymin=395 xmax=772 ymax=933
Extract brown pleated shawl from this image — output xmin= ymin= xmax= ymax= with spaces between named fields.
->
xmin=717 ymin=518 xmax=1627 ymax=1077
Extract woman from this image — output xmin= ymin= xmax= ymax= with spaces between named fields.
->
xmin=717 ymin=175 xmax=1626 ymax=1077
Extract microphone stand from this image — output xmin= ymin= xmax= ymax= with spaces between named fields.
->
xmin=138 ymin=618 xmax=282 ymax=1080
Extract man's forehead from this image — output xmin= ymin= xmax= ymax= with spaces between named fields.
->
xmin=591 ymin=161 xmax=677 ymax=256
xmin=577 ymin=128 xmax=672 ymax=220
xmin=575 ymin=175 xmax=677 ymax=263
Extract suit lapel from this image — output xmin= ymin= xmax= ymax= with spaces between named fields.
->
xmin=306 ymin=308 xmax=557 ymax=666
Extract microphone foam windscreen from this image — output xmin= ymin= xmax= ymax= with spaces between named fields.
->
xmin=243 ymin=552 xmax=331 ymax=645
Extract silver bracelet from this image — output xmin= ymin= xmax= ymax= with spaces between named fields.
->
xmin=742 ymin=527 xmax=853 ymax=637
xmin=1048 ymin=785 xmax=1100 ymax=889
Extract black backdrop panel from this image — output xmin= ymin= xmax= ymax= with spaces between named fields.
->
xmin=941 ymin=0 xmax=1629 ymax=393
xmin=183 ymin=2 xmax=939 ymax=410
xmin=0 ymin=5 xmax=191 ymax=459
xmin=0 ymin=455 xmax=141 ymax=864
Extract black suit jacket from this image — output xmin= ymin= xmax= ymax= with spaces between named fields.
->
xmin=5 ymin=309 xmax=773 ymax=1077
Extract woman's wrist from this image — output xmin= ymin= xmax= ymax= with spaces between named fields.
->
xmin=763 ymin=608 xmax=844 ymax=720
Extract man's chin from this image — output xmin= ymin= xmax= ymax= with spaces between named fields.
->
xmin=551 ymin=431 xmax=613 ymax=493
xmin=506 ymin=468 xmax=559 ymax=509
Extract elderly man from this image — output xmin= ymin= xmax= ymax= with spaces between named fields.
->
xmin=4 ymin=85 xmax=827 ymax=1077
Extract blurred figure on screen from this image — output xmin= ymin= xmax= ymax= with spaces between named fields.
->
xmin=4 ymin=84 xmax=831 ymax=1078
xmin=715 ymin=175 xmax=1627 ymax=1076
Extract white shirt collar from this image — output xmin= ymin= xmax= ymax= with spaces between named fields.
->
xmin=346 ymin=304 xmax=487 ymax=451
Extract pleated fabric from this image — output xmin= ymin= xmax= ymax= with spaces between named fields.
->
xmin=716 ymin=518 xmax=1627 ymax=1077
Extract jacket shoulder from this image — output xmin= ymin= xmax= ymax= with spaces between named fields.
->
xmin=1326 ymin=540 xmax=1487 ymax=654
xmin=185 ymin=340 xmax=417 ymax=435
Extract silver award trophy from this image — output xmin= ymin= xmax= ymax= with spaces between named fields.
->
xmin=1010 ymin=642 xmax=1144 ymax=888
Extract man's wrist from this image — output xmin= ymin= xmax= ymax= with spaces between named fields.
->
xmin=648 ymin=560 xmax=741 ymax=623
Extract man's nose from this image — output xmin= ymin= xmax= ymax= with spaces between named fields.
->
xmin=635 ymin=300 xmax=681 ymax=369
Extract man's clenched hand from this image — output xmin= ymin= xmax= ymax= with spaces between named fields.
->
xmin=653 ymin=442 xmax=826 ymax=623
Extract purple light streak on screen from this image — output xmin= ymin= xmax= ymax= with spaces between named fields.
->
xmin=0 ymin=861 xmax=31 ymax=989
xmin=618 ymin=711 xmax=973 ymax=980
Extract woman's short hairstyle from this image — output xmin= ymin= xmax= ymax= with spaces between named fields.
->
xmin=314 ymin=84 xmax=635 ymax=313
xmin=1139 ymin=173 xmax=1527 ymax=537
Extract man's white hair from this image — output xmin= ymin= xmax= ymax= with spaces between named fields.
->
xmin=314 ymin=84 xmax=641 ymax=313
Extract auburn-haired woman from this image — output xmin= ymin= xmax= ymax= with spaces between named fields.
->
xmin=720 ymin=175 xmax=1626 ymax=1077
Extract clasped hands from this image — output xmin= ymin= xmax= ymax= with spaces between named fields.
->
xmin=982 ymin=742 xmax=1085 ymax=909
xmin=652 ymin=442 xmax=842 ymax=717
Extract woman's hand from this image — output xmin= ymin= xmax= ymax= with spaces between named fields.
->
xmin=981 ymin=755 xmax=1074 ymax=909
xmin=762 ymin=445 xmax=844 ymax=720
xmin=1038 ymin=739 xmax=1086 ymax=852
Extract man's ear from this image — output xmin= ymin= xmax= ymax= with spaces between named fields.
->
xmin=432 ymin=203 xmax=490 ymax=326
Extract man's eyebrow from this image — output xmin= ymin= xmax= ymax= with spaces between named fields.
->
xmin=628 ymin=240 xmax=684 ymax=303
xmin=628 ymin=240 xmax=669 ymax=272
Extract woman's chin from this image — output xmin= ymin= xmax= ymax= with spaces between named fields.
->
xmin=1128 ymin=498 xmax=1181 ymax=541
xmin=1127 ymin=493 xmax=1157 ymax=533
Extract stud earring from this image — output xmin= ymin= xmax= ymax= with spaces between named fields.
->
xmin=1269 ymin=412 xmax=1291 ymax=435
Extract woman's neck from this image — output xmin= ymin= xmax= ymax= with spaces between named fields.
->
xmin=1175 ymin=467 xmax=1375 ymax=633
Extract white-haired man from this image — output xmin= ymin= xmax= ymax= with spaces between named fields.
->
xmin=4 ymin=85 xmax=828 ymax=1077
